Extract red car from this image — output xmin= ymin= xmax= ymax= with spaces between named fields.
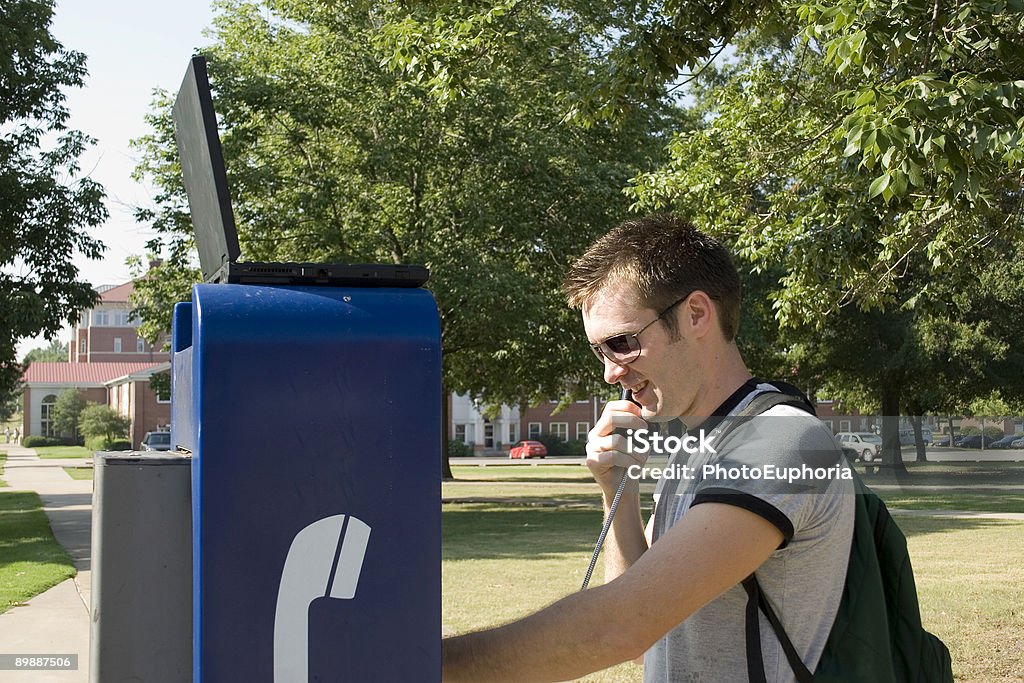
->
xmin=509 ymin=440 xmax=547 ymax=459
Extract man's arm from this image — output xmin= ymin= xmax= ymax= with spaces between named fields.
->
xmin=442 ymin=502 xmax=784 ymax=682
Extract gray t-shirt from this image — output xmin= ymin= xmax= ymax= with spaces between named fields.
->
xmin=643 ymin=387 xmax=855 ymax=683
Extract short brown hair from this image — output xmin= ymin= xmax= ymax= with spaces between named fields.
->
xmin=564 ymin=215 xmax=741 ymax=341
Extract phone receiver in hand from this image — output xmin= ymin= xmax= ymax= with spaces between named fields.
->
xmin=581 ymin=388 xmax=641 ymax=591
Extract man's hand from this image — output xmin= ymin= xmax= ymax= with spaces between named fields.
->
xmin=586 ymin=398 xmax=649 ymax=495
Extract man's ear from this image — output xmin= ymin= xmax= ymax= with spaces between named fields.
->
xmin=684 ymin=291 xmax=716 ymax=338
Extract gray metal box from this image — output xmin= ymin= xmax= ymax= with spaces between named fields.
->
xmin=90 ymin=453 xmax=192 ymax=682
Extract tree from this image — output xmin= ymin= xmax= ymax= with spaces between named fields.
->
xmin=788 ymin=237 xmax=1024 ymax=469
xmin=0 ymin=0 xmax=107 ymax=404
xmin=130 ymin=1 xmax=679 ymax=476
xmin=617 ymin=10 xmax=1023 ymax=472
xmin=22 ymin=338 xmax=69 ymax=364
xmin=381 ymin=2 xmax=1023 ymax=473
xmin=78 ymin=404 xmax=130 ymax=446
xmin=0 ymin=387 xmax=19 ymax=424
xmin=386 ymin=0 xmax=1024 ymax=323
xmin=51 ymin=389 xmax=87 ymax=443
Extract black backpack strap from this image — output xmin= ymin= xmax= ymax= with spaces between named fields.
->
xmin=742 ymin=578 xmax=768 ymax=683
xmin=743 ymin=574 xmax=814 ymax=683
xmin=733 ymin=387 xmax=818 ymax=682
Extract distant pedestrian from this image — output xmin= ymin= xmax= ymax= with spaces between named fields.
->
xmin=3 ymin=427 xmax=9 ymax=443
xmin=14 ymin=427 xmax=20 ymax=444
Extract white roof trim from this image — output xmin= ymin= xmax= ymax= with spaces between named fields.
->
xmin=104 ymin=361 xmax=172 ymax=387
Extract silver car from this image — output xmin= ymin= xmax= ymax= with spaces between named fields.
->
xmin=141 ymin=431 xmax=172 ymax=451
xmin=836 ymin=432 xmax=882 ymax=462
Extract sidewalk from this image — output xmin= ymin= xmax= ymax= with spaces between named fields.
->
xmin=0 ymin=444 xmax=92 ymax=683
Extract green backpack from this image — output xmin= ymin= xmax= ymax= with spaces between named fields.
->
xmin=732 ymin=390 xmax=954 ymax=683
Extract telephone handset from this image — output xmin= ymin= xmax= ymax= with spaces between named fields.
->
xmin=580 ymin=388 xmax=642 ymax=590
xmin=273 ymin=514 xmax=372 ymax=682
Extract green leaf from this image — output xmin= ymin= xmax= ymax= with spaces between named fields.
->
xmin=869 ymin=173 xmax=891 ymax=198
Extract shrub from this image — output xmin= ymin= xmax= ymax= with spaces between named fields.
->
xmin=85 ymin=436 xmax=110 ymax=451
xmin=959 ymin=426 xmax=1005 ymax=439
xmin=561 ymin=439 xmax=587 ymax=456
xmin=86 ymin=436 xmax=134 ymax=451
xmin=447 ymin=439 xmax=473 ymax=457
xmin=23 ymin=435 xmax=67 ymax=448
xmin=78 ymin=405 xmax=131 ymax=444
xmin=533 ymin=434 xmax=587 ymax=456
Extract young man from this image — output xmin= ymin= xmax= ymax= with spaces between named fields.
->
xmin=442 ymin=215 xmax=854 ymax=682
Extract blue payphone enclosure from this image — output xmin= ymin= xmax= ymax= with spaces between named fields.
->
xmin=172 ymin=284 xmax=441 ymax=682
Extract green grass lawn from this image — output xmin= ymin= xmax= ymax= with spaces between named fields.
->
xmin=62 ymin=467 xmax=94 ymax=480
xmin=0 ymin=491 xmax=76 ymax=614
xmin=33 ymin=445 xmax=93 ymax=459
xmin=442 ymin=502 xmax=1024 ymax=683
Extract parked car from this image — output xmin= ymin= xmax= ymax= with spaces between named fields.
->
xmin=899 ymin=426 xmax=933 ymax=446
xmin=840 ymin=446 xmax=859 ymax=463
xmin=509 ymin=440 xmax=547 ymax=459
xmin=955 ymin=434 xmax=998 ymax=449
xmin=933 ymin=436 xmax=952 ymax=447
xmin=989 ymin=435 xmax=1022 ymax=449
xmin=836 ymin=432 xmax=882 ymax=462
xmin=141 ymin=430 xmax=172 ymax=451
xmin=1012 ymin=436 xmax=1024 ymax=449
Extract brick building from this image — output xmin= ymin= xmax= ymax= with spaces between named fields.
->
xmin=70 ymin=282 xmax=170 ymax=364
xmin=21 ymin=281 xmax=172 ymax=449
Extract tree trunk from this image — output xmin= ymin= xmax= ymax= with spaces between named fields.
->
xmin=911 ymin=414 xmax=928 ymax=462
xmin=441 ymin=383 xmax=453 ymax=480
xmin=880 ymin=385 xmax=907 ymax=474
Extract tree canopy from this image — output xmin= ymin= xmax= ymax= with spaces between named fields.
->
xmin=0 ymin=0 xmax=107 ymax=401
xmin=387 ymin=0 xmax=1023 ymax=323
xmin=383 ymin=0 xmax=1023 ymax=472
xmin=131 ymin=0 xmax=678 ymax=407
xmin=52 ymin=388 xmax=87 ymax=442
xmin=22 ymin=338 xmax=69 ymax=364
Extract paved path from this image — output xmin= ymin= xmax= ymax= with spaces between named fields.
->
xmin=0 ymin=445 xmax=91 ymax=682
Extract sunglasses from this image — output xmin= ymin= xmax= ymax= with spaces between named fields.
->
xmin=590 ymin=294 xmax=690 ymax=365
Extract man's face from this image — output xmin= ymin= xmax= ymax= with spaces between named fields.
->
xmin=582 ymin=287 xmax=698 ymax=422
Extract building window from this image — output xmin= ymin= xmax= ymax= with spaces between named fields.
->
xmin=576 ymin=422 xmax=590 ymax=440
xmin=528 ymin=422 xmax=541 ymax=439
xmin=137 ymin=337 xmax=145 ymax=353
xmin=153 ymin=371 xmax=171 ymax=403
xmin=483 ymin=422 xmax=494 ymax=449
xmin=821 ymin=419 xmax=833 ymax=433
xmin=454 ymin=424 xmax=468 ymax=444
xmin=509 ymin=423 xmax=519 ymax=443
xmin=113 ymin=337 xmax=122 ymax=353
xmin=550 ymin=422 xmax=568 ymax=441
xmin=93 ymin=309 xmax=109 ymax=326
xmin=80 ymin=338 xmax=86 ymax=353
xmin=840 ymin=420 xmax=851 ymax=432
xmin=40 ymin=394 xmax=58 ymax=437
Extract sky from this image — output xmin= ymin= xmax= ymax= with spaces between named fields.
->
xmin=17 ymin=0 xmax=218 ymax=357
